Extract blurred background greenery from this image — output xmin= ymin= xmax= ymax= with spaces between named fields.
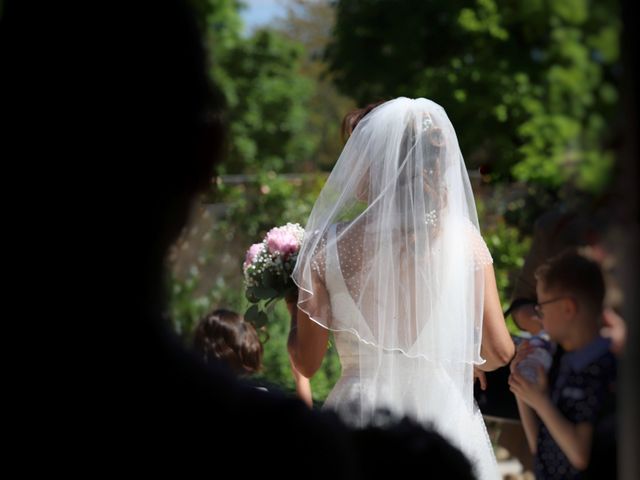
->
xmin=166 ymin=0 xmax=621 ymax=403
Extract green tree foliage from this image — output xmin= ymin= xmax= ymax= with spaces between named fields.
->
xmin=476 ymin=191 xmax=532 ymax=333
xmin=190 ymin=0 xmax=317 ymax=175
xmin=276 ymin=0 xmax=356 ymax=170
xmin=327 ymin=0 xmax=621 ymax=192
xmin=215 ymin=30 xmax=316 ymax=174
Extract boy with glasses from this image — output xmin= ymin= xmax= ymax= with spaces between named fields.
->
xmin=509 ymin=250 xmax=616 ymax=479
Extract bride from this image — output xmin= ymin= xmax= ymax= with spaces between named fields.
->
xmin=287 ymin=97 xmax=514 ymax=480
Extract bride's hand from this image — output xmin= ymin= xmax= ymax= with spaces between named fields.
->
xmin=473 ymin=367 xmax=487 ymax=391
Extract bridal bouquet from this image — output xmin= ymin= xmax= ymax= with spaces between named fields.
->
xmin=243 ymin=223 xmax=305 ymax=326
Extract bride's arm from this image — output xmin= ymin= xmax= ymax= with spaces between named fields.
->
xmin=478 ymin=264 xmax=515 ymax=371
xmin=287 ymin=279 xmax=330 ymax=378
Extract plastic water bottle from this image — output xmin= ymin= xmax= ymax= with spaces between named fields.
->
xmin=517 ymin=331 xmax=554 ymax=383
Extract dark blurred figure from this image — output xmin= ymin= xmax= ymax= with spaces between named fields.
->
xmin=615 ymin=1 xmax=640 ymax=479
xmin=352 ymin=414 xmax=476 ymax=480
xmin=1 ymin=0 xmax=350 ymax=475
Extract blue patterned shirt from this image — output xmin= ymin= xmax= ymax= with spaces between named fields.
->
xmin=534 ymin=336 xmax=617 ymax=480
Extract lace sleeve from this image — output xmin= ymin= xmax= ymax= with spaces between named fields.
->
xmin=309 ymin=230 xmax=327 ymax=284
xmin=296 ymin=228 xmax=332 ymax=328
xmin=465 ymin=220 xmax=493 ymax=270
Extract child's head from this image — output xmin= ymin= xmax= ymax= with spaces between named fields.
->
xmin=534 ymin=250 xmax=605 ymax=346
xmin=193 ymin=309 xmax=263 ymax=376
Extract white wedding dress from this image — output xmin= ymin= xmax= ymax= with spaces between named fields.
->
xmin=292 ymin=98 xmax=503 ymax=480
xmin=320 ymin=223 xmax=500 ymax=480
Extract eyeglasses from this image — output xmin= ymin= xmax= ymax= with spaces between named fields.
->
xmin=534 ymin=296 xmax=572 ymax=318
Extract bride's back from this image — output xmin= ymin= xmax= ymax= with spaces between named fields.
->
xmin=290 ymin=97 xmax=513 ymax=479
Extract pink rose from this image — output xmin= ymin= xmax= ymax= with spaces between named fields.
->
xmin=244 ymin=243 xmax=264 ymax=269
xmin=266 ymin=228 xmax=299 ymax=258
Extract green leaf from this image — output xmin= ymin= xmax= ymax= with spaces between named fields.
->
xmin=262 ymin=270 xmax=277 ymax=289
xmin=264 ymin=295 xmax=281 ymax=309
xmin=245 ymin=287 xmax=259 ymax=303
xmin=245 ymin=304 xmax=260 ymax=324
xmin=253 ymin=286 xmax=279 ymax=300
xmin=255 ymin=310 xmax=269 ymax=328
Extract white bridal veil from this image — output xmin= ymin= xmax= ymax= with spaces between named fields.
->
xmin=293 ymin=98 xmax=494 ymax=439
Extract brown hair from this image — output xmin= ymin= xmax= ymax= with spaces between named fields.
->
xmin=535 ymin=250 xmax=606 ymax=316
xmin=341 ymin=100 xmax=387 ymax=142
xmin=193 ymin=309 xmax=263 ymax=375
xmin=345 ymin=99 xmax=448 ymax=235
